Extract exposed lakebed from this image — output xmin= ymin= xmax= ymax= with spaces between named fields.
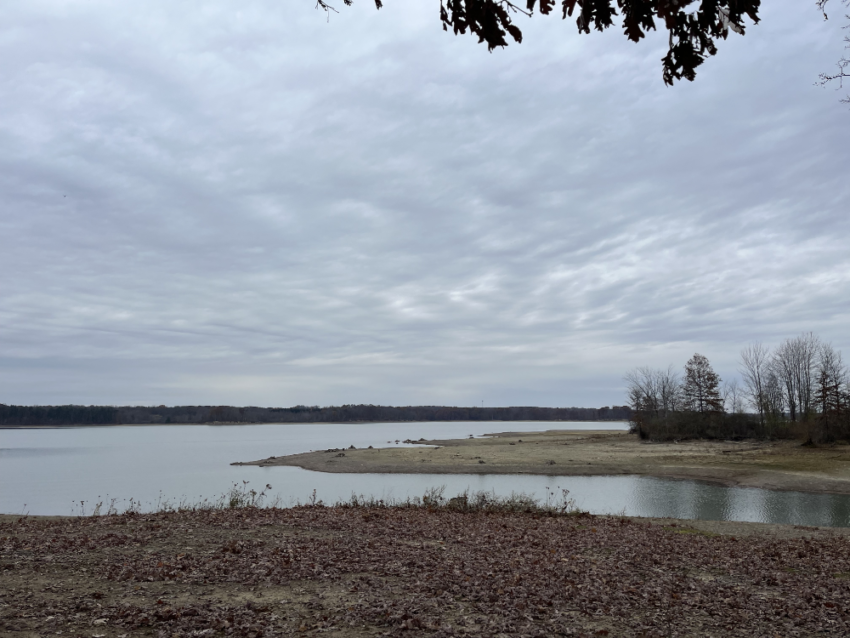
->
xmin=3 ymin=421 xmax=850 ymax=527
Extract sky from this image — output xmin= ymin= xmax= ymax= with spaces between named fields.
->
xmin=1 ymin=0 xmax=848 ymax=409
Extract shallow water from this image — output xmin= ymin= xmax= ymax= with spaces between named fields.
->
xmin=2 ymin=421 xmax=850 ymax=527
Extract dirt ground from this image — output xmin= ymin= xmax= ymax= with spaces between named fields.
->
xmin=4 ymin=506 xmax=850 ymax=638
xmin=235 ymin=430 xmax=850 ymax=495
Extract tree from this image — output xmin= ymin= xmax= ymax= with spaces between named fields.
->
xmin=624 ymin=365 xmax=681 ymax=437
xmin=624 ymin=366 xmax=682 ymax=417
xmin=722 ymin=378 xmax=744 ymax=414
xmin=762 ymin=369 xmax=786 ymax=425
xmin=814 ymin=342 xmax=849 ymax=440
xmin=740 ymin=342 xmax=771 ymax=426
xmin=772 ymin=333 xmax=820 ymax=423
xmin=319 ymin=0 xmax=760 ymax=84
xmin=683 ymin=353 xmax=723 ymax=414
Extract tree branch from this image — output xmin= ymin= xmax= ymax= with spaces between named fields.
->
xmin=818 ymin=2 xmax=850 ymax=103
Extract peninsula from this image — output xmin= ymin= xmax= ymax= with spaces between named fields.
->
xmin=235 ymin=429 xmax=850 ymax=495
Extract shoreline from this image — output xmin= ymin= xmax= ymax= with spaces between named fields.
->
xmin=1 ymin=510 xmax=846 ymax=538
xmin=235 ymin=429 xmax=850 ymax=496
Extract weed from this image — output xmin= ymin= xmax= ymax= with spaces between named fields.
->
xmin=335 ymin=485 xmax=586 ymax=516
xmin=70 ymin=482 xmax=281 ymax=517
xmin=70 ymin=482 xmax=587 ymax=518
xmin=221 ymin=481 xmax=274 ymax=509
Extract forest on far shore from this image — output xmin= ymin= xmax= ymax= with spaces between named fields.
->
xmin=0 ymin=404 xmax=630 ymax=427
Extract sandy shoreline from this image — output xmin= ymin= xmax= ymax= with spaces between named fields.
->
xmin=235 ymin=429 xmax=850 ymax=495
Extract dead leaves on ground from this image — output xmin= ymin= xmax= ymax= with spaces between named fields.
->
xmin=2 ymin=507 xmax=850 ymax=636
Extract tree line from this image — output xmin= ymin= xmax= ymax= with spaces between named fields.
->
xmin=0 ymin=403 xmax=630 ymax=427
xmin=626 ymin=333 xmax=849 ymax=441
xmin=0 ymin=404 xmax=121 ymax=427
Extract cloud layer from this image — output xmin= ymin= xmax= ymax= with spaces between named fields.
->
xmin=1 ymin=0 xmax=848 ymax=407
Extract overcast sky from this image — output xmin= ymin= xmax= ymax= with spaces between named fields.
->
xmin=1 ymin=0 xmax=848 ymax=408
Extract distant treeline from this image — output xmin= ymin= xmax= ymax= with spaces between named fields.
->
xmin=0 ymin=403 xmax=630 ymax=426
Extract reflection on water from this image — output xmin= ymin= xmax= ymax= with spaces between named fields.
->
xmin=627 ymin=477 xmax=850 ymax=527
xmin=2 ymin=421 xmax=850 ymax=527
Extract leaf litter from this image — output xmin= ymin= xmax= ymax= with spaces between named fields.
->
xmin=2 ymin=496 xmax=850 ymax=637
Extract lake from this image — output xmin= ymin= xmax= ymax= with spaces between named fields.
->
xmin=3 ymin=421 xmax=850 ymax=527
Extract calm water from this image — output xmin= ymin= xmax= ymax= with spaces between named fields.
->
xmin=3 ymin=421 xmax=850 ymax=527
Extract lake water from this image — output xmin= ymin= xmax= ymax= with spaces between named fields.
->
xmin=3 ymin=421 xmax=850 ymax=527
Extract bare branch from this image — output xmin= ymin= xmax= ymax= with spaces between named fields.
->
xmin=818 ymin=1 xmax=850 ymax=103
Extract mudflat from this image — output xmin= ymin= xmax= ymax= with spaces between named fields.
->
xmin=235 ymin=430 xmax=850 ymax=494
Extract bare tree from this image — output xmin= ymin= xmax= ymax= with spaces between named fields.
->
xmin=625 ymin=367 xmax=658 ymax=439
xmin=625 ymin=367 xmax=660 ymax=415
xmin=659 ymin=366 xmax=683 ymax=416
xmin=772 ymin=347 xmax=797 ymax=422
xmin=624 ymin=366 xmax=681 ymax=436
xmin=625 ymin=367 xmax=681 ymax=413
xmin=722 ymin=378 xmax=745 ymax=414
xmin=740 ymin=342 xmax=771 ymax=425
xmin=763 ymin=369 xmax=786 ymax=425
xmin=772 ymin=333 xmax=820 ymax=422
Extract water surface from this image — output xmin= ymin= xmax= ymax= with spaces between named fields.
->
xmin=2 ymin=421 xmax=850 ymax=527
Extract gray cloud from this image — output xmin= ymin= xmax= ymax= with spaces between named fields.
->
xmin=1 ymin=0 xmax=848 ymax=407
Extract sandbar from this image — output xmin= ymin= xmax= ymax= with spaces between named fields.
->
xmin=234 ymin=429 xmax=850 ymax=495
